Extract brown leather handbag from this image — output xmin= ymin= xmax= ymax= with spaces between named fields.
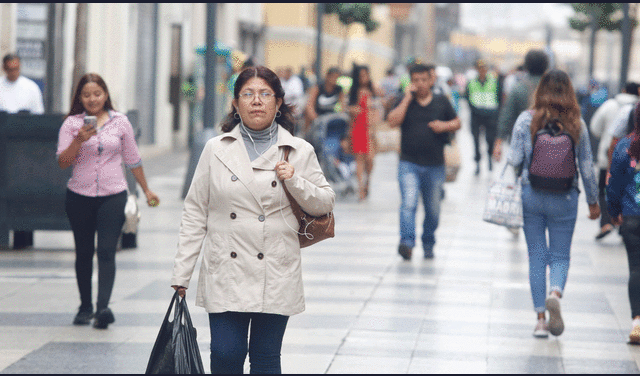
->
xmin=282 ymin=146 xmax=335 ymax=248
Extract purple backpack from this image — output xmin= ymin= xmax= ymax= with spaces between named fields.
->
xmin=529 ymin=120 xmax=576 ymax=192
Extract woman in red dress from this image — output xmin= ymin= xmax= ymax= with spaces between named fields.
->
xmin=348 ymin=65 xmax=381 ymax=200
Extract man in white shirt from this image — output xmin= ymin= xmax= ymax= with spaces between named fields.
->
xmin=1 ymin=53 xmax=45 ymax=249
xmin=0 ymin=54 xmax=44 ymax=114
xmin=279 ymin=66 xmax=305 ymax=118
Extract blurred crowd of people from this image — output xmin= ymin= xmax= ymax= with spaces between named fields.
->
xmin=252 ymin=50 xmax=640 ymax=345
xmin=159 ymin=48 xmax=640 ymax=362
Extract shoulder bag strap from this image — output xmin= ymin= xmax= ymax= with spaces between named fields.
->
xmin=282 ymin=146 xmax=305 ymax=223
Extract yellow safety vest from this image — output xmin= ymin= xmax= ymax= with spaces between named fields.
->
xmin=468 ymin=74 xmax=498 ymax=110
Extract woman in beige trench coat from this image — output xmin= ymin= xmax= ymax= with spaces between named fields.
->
xmin=171 ymin=66 xmax=335 ymax=374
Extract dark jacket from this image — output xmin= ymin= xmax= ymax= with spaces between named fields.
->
xmin=607 ymin=135 xmax=640 ymax=218
xmin=497 ymin=74 xmax=542 ymax=141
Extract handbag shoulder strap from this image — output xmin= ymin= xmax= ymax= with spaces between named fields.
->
xmin=281 ymin=146 xmax=305 ymax=219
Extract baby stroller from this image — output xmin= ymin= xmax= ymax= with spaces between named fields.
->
xmin=307 ymin=112 xmax=357 ymax=198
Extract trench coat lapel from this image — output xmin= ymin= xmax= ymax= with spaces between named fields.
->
xmin=214 ymin=126 xmax=264 ymax=210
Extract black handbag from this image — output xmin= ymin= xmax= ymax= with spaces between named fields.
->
xmin=145 ymin=291 xmax=205 ymax=374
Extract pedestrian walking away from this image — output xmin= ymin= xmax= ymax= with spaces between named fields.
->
xmin=604 ymin=101 xmax=640 ymax=175
xmin=56 ymin=73 xmax=160 ymax=329
xmin=590 ymin=82 xmax=640 ymax=240
xmin=387 ymin=63 xmax=461 ymax=261
xmin=465 ymin=59 xmax=500 ymax=175
xmin=507 ymin=69 xmax=599 ymax=339
xmin=0 ymin=53 xmax=45 ymax=249
xmin=494 ymin=49 xmax=549 ymax=162
xmin=607 ymin=102 xmax=640 ymax=344
xmin=171 ymin=65 xmax=335 ymax=374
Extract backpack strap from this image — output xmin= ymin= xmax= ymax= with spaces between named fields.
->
xmin=626 ymin=102 xmax=638 ymax=135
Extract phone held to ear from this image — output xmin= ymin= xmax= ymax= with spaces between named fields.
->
xmin=84 ymin=115 xmax=97 ymax=130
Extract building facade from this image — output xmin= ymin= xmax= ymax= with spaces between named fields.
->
xmin=0 ymin=3 xmax=456 ymax=153
xmin=0 ymin=3 xmax=267 ymax=154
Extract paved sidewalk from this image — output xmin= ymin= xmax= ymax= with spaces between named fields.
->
xmin=2 ymin=109 xmax=640 ymax=373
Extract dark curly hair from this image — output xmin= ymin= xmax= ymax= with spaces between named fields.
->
xmin=221 ymin=66 xmax=296 ymax=134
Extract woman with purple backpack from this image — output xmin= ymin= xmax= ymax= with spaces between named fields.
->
xmin=507 ymin=69 xmax=600 ymax=338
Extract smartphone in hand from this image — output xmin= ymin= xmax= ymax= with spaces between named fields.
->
xmin=84 ymin=115 xmax=97 ymax=130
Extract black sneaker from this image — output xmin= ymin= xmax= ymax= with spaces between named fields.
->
xmin=423 ymin=248 xmax=434 ymax=259
xmin=93 ymin=308 xmax=115 ymax=329
xmin=398 ymin=244 xmax=412 ymax=261
xmin=73 ymin=308 xmax=94 ymax=325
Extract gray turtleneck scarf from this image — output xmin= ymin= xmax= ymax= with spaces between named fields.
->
xmin=239 ymin=121 xmax=279 ymax=161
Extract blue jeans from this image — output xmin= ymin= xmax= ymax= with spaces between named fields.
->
xmin=398 ymin=160 xmax=446 ymax=253
xmin=521 ymin=184 xmax=578 ymax=313
xmin=208 ymin=311 xmax=289 ymax=374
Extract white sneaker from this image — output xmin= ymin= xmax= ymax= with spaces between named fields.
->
xmin=546 ymin=295 xmax=564 ymax=336
xmin=533 ymin=319 xmax=549 ymax=338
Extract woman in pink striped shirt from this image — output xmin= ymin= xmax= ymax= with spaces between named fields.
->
xmin=57 ymin=73 xmax=159 ymax=329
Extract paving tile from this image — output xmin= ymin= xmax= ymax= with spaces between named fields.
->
xmin=286 ymin=314 xmax=356 ymax=330
xmin=562 ymin=358 xmax=640 ymax=374
xmin=326 ymin=355 xmax=410 ymax=374
xmin=337 ymin=335 xmax=415 ymax=357
xmin=1 ymin=342 xmax=153 ymax=374
xmin=352 ymin=316 xmax=424 ymax=334
xmin=281 ymin=353 xmax=334 ymax=374
xmin=3 ymin=108 xmax=640 ymax=374
xmin=486 ymin=355 xmax=564 ymax=374
xmin=408 ymin=357 xmax=488 ymax=374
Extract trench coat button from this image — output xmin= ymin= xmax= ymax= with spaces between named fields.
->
xmin=230 ymin=252 xmax=237 ymax=258
xmin=257 ymin=253 xmax=264 ymax=260
xmin=271 ymin=180 xmax=277 ymax=187
xmin=231 ymin=175 xmax=238 ymax=181
xmin=258 ymin=215 xmax=265 ymax=222
xmin=230 ymin=212 xmax=237 ymax=219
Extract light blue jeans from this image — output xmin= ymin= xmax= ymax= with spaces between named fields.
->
xmin=521 ymin=184 xmax=579 ymax=313
xmin=398 ymin=160 xmax=446 ymax=253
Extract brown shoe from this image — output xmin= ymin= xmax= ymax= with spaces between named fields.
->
xmin=398 ymin=244 xmax=412 ymax=261
xmin=630 ymin=326 xmax=640 ymax=344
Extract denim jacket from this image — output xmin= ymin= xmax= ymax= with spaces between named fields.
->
xmin=507 ymin=110 xmax=598 ymax=205
xmin=607 ymin=136 xmax=640 ymax=218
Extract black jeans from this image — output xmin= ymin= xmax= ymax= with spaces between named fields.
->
xmin=470 ymin=109 xmax=498 ymax=163
xmin=621 ymin=216 xmax=640 ymax=318
xmin=65 ymin=189 xmax=126 ymax=312
xmin=208 ymin=311 xmax=289 ymax=374
xmin=598 ymin=169 xmax=612 ymax=228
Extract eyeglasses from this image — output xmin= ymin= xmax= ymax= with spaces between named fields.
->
xmin=239 ymin=91 xmax=276 ymax=102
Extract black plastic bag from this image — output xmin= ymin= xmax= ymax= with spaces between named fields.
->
xmin=145 ymin=291 xmax=205 ymax=374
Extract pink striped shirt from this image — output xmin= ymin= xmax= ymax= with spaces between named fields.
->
xmin=56 ymin=111 xmax=142 ymax=197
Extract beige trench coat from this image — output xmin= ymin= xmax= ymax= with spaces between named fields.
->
xmin=171 ymin=124 xmax=335 ymax=316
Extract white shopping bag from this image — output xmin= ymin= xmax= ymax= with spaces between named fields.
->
xmin=482 ymin=165 xmax=523 ymax=229
xmin=123 ymin=194 xmax=140 ymax=234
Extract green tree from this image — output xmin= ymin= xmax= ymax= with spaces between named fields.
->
xmin=569 ymin=3 xmax=637 ymax=80
xmin=324 ymin=3 xmax=380 ymax=70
